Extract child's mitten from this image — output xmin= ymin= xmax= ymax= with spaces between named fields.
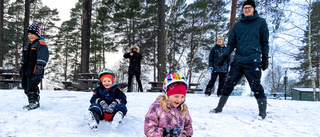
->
xmin=105 ymin=99 xmax=120 ymax=113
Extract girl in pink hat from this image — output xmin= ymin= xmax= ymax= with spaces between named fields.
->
xmin=144 ymin=73 xmax=193 ymax=137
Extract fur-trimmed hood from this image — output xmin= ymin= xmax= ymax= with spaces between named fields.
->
xmin=129 ymin=45 xmax=140 ymax=53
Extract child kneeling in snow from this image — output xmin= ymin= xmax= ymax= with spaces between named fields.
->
xmin=84 ymin=68 xmax=127 ymax=131
xmin=144 ymin=73 xmax=193 ymax=137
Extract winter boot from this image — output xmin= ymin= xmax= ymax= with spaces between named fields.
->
xmin=23 ymin=102 xmax=39 ymax=110
xmin=84 ymin=111 xmax=99 ymax=131
xmin=111 ymin=111 xmax=123 ymax=130
xmin=204 ymin=88 xmax=212 ymax=97
xmin=257 ymin=97 xmax=267 ymax=119
xmin=209 ymin=95 xmax=229 ymax=113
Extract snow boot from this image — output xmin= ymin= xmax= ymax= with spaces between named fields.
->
xmin=257 ymin=97 xmax=267 ymax=119
xmin=84 ymin=111 xmax=99 ymax=131
xmin=209 ymin=95 xmax=229 ymax=113
xmin=204 ymin=88 xmax=212 ymax=97
xmin=23 ymin=102 xmax=39 ymax=110
xmin=111 ymin=111 xmax=123 ymax=130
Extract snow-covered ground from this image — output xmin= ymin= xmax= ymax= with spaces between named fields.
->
xmin=0 ymin=89 xmax=319 ymax=137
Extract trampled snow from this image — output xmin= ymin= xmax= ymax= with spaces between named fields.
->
xmin=0 ymin=89 xmax=319 ymax=137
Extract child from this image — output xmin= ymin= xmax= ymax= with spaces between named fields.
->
xmin=144 ymin=73 xmax=193 ymax=137
xmin=84 ymin=68 xmax=127 ymax=131
xmin=20 ymin=22 xmax=49 ymax=110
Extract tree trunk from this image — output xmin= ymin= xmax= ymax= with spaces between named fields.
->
xmin=157 ymin=0 xmax=167 ymax=81
xmin=23 ymin=0 xmax=30 ymax=47
xmin=307 ymin=0 xmax=317 ymax=101
xmin=318 ymin=49 xmax=320 ymax=100
xmin=318 ymin=50 xmax=320 ymax=100
xmin=0 ymin=0 xmax=4 ymax=67
xmin=229 ymin=0 xmax=237 ymax=31
xmin=153 ymin=24 xmax=157 ymax=82
xmin=15 ymin=10 xmax=22 ymax=72
xmin=81 ymin=0 xmax=92 ymax=73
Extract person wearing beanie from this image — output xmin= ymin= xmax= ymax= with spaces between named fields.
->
xmin=123 ymin=45 xmax=143 ymax=92
xmin=212 ymin=0 xmax=269 ymax=120
xmin=144 ymin=73 xmax=193 ymax=137
xmin=20 ymin=22 xmax=49 ymax=110
xmin=205 ymin=36 xmax=229 ymax=97
xmin=85 ymin=69 xmax=127 ymax=131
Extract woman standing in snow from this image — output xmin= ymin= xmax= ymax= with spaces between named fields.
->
xmin=123 ymin=45 xmax=143 ymax=92
xmin=144 ymin=73 xmax=193 ymax=137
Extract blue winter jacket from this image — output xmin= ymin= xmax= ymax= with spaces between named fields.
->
xmin=90 ymin=83 xmax=127 ymax=105
xmin=21 ymin=38 xmax=49 ymax=77
xmin=209 ymin=44 xmax=229 ymax=73
xmin=224 ymin=11 xmax=269 ymax=63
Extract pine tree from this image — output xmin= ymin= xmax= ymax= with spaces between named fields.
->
xmin=0 ymin=0 xmax=4 ymax=67
xmin=90 ymin=0 xmax=116 ymax=72
xmin=5 ymin=0 xmax=24 ymax=71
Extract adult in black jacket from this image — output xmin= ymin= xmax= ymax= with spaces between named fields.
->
xmin=123 ymin=45 xmax=143 ymax=92
xmin=205 ymin=36 xmax=229 ymax=97
xmin=210 ymin=0 xmax=269 ymax=119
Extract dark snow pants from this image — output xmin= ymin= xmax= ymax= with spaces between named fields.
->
xmin=127 ymin=74 xmax=143 ymax=92
xmin=221 ymin=62 xmax=266 ymax=99
xmin=88 ymin=103 xmax=127 ymax=122
xmin=22 ymin=76 xmax=41 ymax=103
xmin=205 ymin=72 xmax=227 ymax=96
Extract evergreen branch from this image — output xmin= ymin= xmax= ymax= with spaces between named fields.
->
xmin=186 ymin=0 xmax=207 ymax=80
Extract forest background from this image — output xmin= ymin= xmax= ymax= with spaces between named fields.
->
xmin=0 ymin=0 xmax=319 ymax=100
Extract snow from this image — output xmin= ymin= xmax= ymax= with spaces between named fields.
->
xmin=1 ymin=89 xmax=319 ymax=137
xmin=292 ymin=88 xmax=320 ymax=92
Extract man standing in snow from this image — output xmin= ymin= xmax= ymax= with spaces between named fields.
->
xmin=205 ymin=36 xmax=229 ymax=97
xmin=210 ymin=0 xmax=269 ymax=119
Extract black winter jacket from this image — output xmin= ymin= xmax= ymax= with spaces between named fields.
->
xmin=123 ymin=52 xmax=142 ymax=75
xmin=21 ymin=38 xmax=49 ymax=77
xmin=224 ymin=11 xmax=269 ymax=63
xmin=90 ymin=83 xmax=127 ymax=105
xmin=209 ymin=44 xmax=229 ymax=73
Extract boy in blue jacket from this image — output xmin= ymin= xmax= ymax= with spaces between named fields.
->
xmin=84 ymin=68 xmax=127 ymax=131
xmin=20 ymin=23 xmax=49 ymax=110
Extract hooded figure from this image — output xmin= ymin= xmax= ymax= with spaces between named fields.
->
xmin=123 ymin=45 xmax=143 ymax=92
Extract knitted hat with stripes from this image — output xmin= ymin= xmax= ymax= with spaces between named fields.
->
xmin=28 ymin=23 xmax=41 ymax=37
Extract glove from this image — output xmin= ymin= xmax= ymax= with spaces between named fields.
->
xmin=261 ymin=56 xmax=269 ymax=71
xmin=34 ymin=65 xmax=44 ymax=81
xmin=19 ymin=68 xmax=23 ymax=77
xmin=217 ymin=55 xmax=228 ymax=68
xmin=19 ymin=62 xmax=24 ymax=77
xmin=105 ymin=99 xmax=120 ymax=113
xmin=99 ymin=100 xmax=109 ymax=112
xmin=163 ymin=126 xmax=182 ymax=137
xmin=208 ymin=67 xmax=213 ymax=73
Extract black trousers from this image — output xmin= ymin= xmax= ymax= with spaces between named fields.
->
xmin=221 ymin=62 xmax=266 ymax=99
xmin=22 ymin=76 xmax=41 ymax=103
xmin=205 ymin=72 xmax=227 ymax=96
xmin=127 ymin=74 xmax=143 ymax=92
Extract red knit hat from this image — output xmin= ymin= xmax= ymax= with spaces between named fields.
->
xmin=167 ymin=82 xmax=187 ymax=97
xmin=100 ymin=74 xmax=115 ymax=83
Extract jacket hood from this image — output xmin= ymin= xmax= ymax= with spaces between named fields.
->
xmin=129 ymin=45 xmax=140 ymax=53
xmin=241 ymin=11 xmax=259 ymax=22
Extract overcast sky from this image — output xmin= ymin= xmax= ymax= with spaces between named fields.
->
xmin=42 ymin=0 xmax=79 ymax=26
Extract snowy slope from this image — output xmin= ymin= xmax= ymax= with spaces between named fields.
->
xmin=0 ymin=90 xmax=319 ymax=137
